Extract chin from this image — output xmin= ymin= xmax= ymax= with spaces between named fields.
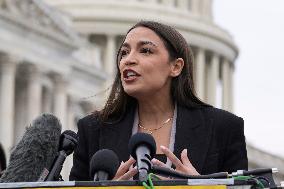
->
xmin=123 ymin=87 xmax=142 ymax=98
xmin=124 ymin=88 xmax=138 ymax=97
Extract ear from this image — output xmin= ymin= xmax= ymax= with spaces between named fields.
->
xmin=170 ymin=58 xmax=184 ymax=77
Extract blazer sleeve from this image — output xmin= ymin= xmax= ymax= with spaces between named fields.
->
xmin=69 ymin=118 xmax=90 ymax=181
xmin=221 ymin=117 xmax=248 ymax=173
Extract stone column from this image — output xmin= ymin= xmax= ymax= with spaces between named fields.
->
xmin=14 ymin=64 xmax=42 ymax=144
xmin=229 ymin=63 xmax=234 ymax=111
xmin=206 ymin=53 xmax=219 ymax=106
xmin=14 ymin=74 xmax=27 ymax=143
xmin=200 ymin=0 xmax=213 ymax=20
xmin=42 ymin=86 xmax=53 ymax=113
xmin=161 ymin=0 xmax=175 ymax=6
xmin=104 ymin=35 xmax=116 ymax=77
xmin=67 ymin=97 xmax=76 ymax=131
xmin=104 ymin=35 xmax=117 ymax=99
xmin=222 ymin=59 xmax=231 ymax=111
xmin=0 ymin=53 xmax=16 ymax=154
xmin=195 ymin=48 xmax=206 ymax=100
xmin=61 ymin=96 xmax=76 ymax=181
xmin=176 ymin=0 xmax=189 ymax=10
xmin=25 ymin=64 xmax=42 ymax=122
xmin=52 ymin=74 xmax=68 ymax=131
xmin=191 ymin=0 xmax=200 ymax=15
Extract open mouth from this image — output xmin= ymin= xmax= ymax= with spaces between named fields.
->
xmin=123 ymin=69 xmax=140 ymax=81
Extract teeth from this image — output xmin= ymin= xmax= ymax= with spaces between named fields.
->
xmin=126 ymin=71 xmax=136 ymax=77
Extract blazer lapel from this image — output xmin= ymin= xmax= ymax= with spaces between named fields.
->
xmin=99 ymin=106 xmax=136 ymax=162
xmin=174 ymin=106 xmax=213 ymax=173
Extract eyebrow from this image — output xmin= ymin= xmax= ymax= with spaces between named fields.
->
xmin=121 ymin=40 xmax=158 ymax=48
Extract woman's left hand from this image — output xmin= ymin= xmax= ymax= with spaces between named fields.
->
xmin=113 ymin=157 xmax=138 ymax=180
xmin=151 ymin=145 xmax=199 ymax=176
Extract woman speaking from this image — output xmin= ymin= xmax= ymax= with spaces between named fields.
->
xmin=69 ymin=21 xmax=248 ymax=181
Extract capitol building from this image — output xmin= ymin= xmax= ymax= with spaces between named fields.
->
xmin=0 ymin=0 xmax=283 ymax=182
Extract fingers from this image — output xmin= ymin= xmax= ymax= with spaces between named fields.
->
xmin=181 ymin=149 xmax=192 ymax=167
xmin=117 ymin=166 xmax=138 ymax=180
xmin=114 ymin=161 xmax=125 ymax=179
xmin=113 ymin=157 xmax=136 ymax=180
xmin=160 ymin=145 xmax=183 ymax=170
xmin=180 ymin=149 xmax=199 ymax=175
xmin=115 ymin=157 xmax=135 ymax=177
xmin=151 ymin=158 xmax=168 ymax=168
xmin=159 ymin=146 xmax=199 ymax=176
xmin=124 ymin=157 xmax=136 ymax=167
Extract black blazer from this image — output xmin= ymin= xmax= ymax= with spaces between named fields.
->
xmin=69 ymin=105 xmax=248 ymax=181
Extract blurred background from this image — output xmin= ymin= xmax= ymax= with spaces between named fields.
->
xmin=215 ymin=0 xmax=284 ymax=159
xmin=0 ymin=0 xmax=283 ymax=182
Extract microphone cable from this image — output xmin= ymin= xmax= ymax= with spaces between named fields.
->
xmin=151 ymin=165 xmax=229 ymax=179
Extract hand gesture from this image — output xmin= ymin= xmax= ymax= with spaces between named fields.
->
xmin=152 ymin=146 xmax=199 ymax=176
xmin=113 ymin=157 xmax=138 ymax=180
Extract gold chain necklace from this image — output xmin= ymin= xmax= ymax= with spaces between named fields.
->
xmin=138 ymin=116 xmax=173 ymax=135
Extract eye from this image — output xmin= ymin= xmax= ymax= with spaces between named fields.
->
xmin=119 ymin=49 xmax=129 ymax=58
xmin=140 ymin=47 xmax=153 ymax=55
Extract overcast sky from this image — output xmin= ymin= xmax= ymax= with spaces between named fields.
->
xmin=214 ymin=0 xmax=284 ymax=157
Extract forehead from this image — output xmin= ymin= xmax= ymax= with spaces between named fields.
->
xmin=124 ymin=26 xmax=164 ymax=46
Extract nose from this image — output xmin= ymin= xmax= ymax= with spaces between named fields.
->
xmin=121 ymin=52 xmax=138 ymax=66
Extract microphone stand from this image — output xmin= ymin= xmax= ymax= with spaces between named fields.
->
xmin=45 ymin=151 xmax=67 ymax=181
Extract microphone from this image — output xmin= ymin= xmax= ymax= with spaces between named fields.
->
xmin=44 ymin=130 xmax=78 ymax=181
xmin=0 ymin=114 xmax=62 ymax=182
xmin=128 ymin=133 xmax=156 ymax=181
xmin=89 ymin=149 xmax=119 ymax=181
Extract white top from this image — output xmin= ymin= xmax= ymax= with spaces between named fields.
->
xmin=131 ymin=103 xmax=177 ymax=168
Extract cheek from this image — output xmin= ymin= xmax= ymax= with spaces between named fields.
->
xmin=149 ymin=63 xmax=171 ymax=77
xmin=144 ymin=67 xmax=170 ymax=86
xmin=118 ymin=65 xmax=124 ymax=78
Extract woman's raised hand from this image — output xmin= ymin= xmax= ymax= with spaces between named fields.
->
xmin=113 ymin=157 xmax=138 ymax=180
xmin=151 ymin=145 xmax=199 ymax=176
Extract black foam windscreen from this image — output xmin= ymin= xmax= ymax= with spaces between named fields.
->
xmin=89 ymin=149 xmax=119 ymax=180
xmin=61 ymin=130 xmax=78 ymax=140
xmin=0 ymin=114 xmax=62 ymax=182
xmin=128 ymin=133 xmax=156 ymax=160
xmin=59 ymin=130 xmax=78 ymax=155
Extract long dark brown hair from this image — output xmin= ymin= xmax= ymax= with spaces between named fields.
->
xmin=98 ymin=21 xmax=209 ymax=123
xmin=0 ymin=143 xmax=6 ymax=173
